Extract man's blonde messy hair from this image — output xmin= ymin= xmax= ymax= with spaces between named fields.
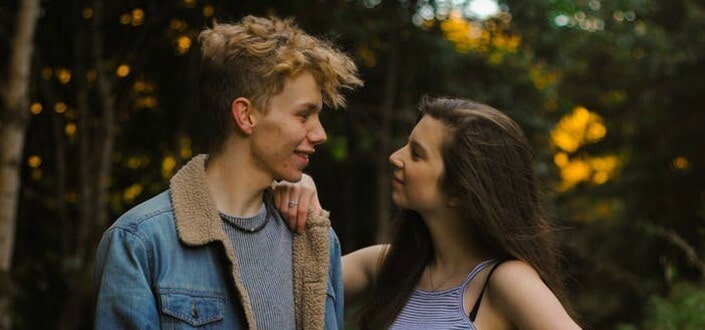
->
xmin=198 ymin=15 xmax=363 ymax=154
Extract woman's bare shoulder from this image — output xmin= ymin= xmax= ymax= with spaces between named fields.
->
xmin=487 ymin=260 xmax=580 ymax=329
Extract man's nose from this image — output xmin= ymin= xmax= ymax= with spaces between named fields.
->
xmin=308 ymin=119 xmax=328 ymax=145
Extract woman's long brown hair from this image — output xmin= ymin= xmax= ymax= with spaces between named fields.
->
xmin=358 ymin=97 xmax=573 ymax=329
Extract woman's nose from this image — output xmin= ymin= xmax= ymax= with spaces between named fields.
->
xmin=389 ymin=147 xmax=404 ymax=168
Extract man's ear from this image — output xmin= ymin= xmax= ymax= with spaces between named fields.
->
xmin=231 ymin=97 xmax=256 ymax=135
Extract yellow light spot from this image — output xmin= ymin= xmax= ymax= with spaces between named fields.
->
xmin=86 ymin=70 xmax=97 ymax=82
xmin=54 ymin=102 xmax=67 ymax=114
xmin=556 ymin=154 xmax=620 ymax=191
xmin=180 ymin=137 xmax=193 ymax=159
xmin=131 ymin=8 xmax=144 ymax=26
xmin=136 ymin=96 xmax=158 ymax=108
xmin=133 ymin=80 xmax=157 ymax=93
xmin=585 ymin=121 xmax=607 ymax=141
xmin=42 ymin=67 xmax=53 ymax=80
xmin=590 ymin=155 xmax=619 ymax=172
xmin=56 ymin=68 xmax=72 ymax=84
xmin=183 ymin=0 xmax=197 ymax=8
xmin=551 ymin=106 xmax=606 ymax=152
xmin=203 ymin=5 xmax=214 ymax=17
xmin=133 ymin=80 xmax=146 ymax=92
xmin=169 ymin=19 xmax=187 ymax=31
xmin=162 ymin=156 xmax=177 ymax=179
xmin=30 ymin=102 xmax=43 ymax=115
xmin=554 ymin=152 xmax=569 ymax=167
xmin=83 ymin=7 xmax=93 ymax=19
xmin=672 ymin=156 xmax=690 ymax=170
xmin=176 ymin=36 xmax=192 ymax=55
xmin=562 ymin=159 xmax=591 ymax=182
xmin=28 ymin=155 xmax=42 ymax=168
xmin=126 ymin=156 xmax=142 ymax=169
xmin=119 ymin=13 xmax=131 ymax=25
xmin=593 ymin=171 xmax=609 ymax=184
xmin=440 ymin=11 xmax=480 ymax=53
xmin=65 ymin=122 xmax=77 ymax=137
xmin=123 ymin=183 xmax=144 ymax=202
xmin=116 ymin=65 xmax=130 ymax=77
xmin=550 ymin=129 xmax=580 ymax=153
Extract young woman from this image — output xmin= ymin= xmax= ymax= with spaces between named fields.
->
xmin=276 ymin=97 xmax=581 ymax=329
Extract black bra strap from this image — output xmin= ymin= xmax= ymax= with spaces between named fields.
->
xmin=468 ymin=260 xmax=504 ymax=321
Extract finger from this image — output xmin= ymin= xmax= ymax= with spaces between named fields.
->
xmin=286 ymin=185 xmax=300 ymax=227
xmin=296 ymin=191 xmax=312 ymax=234
xmin=273 ymin=184 xmax=282 ymax=211
xmin=310 ymin=193 xmax=322 ymax=215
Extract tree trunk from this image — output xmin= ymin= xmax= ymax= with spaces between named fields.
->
xmin=92 ymin=0 xmax=116 ymax=240
xmin=374 ymin=43 xmax=400 ymax=244
xmin=0 ymin=0 xmax=40 ymax=328
xmin=58 ymin=1 xmax=93 ymax=328
xmin=58 ymin=0 xmax=114 ymax=327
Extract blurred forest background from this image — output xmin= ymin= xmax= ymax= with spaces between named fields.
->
xmin=1 ymin=0 xmax=704 ymax=329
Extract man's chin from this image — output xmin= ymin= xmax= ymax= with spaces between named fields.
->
xmin=278 ymin=173 xmax=303 ymax=183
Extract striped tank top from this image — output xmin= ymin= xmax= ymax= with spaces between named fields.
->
xmin=389 ymin=259 xmax=495 ymax=330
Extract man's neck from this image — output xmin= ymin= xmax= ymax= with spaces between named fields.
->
xmin=204 ymin=149 xmax=271 ymax=217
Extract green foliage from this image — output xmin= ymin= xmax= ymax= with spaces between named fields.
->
xmin=624 ymin=282 xmax=705 ymax=330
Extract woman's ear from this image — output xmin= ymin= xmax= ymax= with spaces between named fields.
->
xmin=448 ymin=197 xmax=461 ymax=208
xmin=232 ymin=97 xmax=255 ymax=135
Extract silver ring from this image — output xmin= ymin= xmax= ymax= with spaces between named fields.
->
xmin=288 ymin=201 xmax=299 ymax=207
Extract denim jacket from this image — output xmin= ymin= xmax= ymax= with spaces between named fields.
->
xmin=94 ymin=155 xmax=344 ymax=329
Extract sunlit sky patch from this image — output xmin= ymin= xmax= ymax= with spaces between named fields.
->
xmin=465 ymin=0 xmax=500 ymax=19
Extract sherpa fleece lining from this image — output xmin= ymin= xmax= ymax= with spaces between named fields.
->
xmin=169 ymin=154 xmax=331 ymax=329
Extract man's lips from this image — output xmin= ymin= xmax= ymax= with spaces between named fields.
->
xmin=294 ymin=150 xmax=313 ymax=163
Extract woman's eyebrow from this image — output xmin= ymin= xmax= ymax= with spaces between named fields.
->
xmin=409 ymin=139 xmax=427 ymax=156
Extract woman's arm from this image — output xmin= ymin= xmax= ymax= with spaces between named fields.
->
xmin=342 ymin=244 xmax=388 ymax=303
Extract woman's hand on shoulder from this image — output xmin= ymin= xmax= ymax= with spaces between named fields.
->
xmin=272 ymin=174 xmax=322 ymax=234
xmin=342 ymin=244 xmax=389 ymax=303
xmin=489 ymin=260 xmax=580 ymax=330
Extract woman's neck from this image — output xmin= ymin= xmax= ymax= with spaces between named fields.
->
xmin=422 ymin=209 xmax=489 ymax=275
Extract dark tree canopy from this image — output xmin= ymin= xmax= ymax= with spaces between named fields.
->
xmin=2 ymin=0 xmax=704 ymax=328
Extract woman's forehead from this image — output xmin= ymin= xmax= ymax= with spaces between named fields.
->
xmin=410 ymin=116 xmax=448 ymax=153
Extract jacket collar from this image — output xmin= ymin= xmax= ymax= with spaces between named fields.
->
xmin=169 ymin=154 xmax=225 ymax=246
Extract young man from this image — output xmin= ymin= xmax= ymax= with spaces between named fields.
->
xmin=94 ymin=15 xmax=362 ymax=329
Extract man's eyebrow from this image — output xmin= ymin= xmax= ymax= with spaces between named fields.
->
xmin=298 ymin=101 xmax=321 ymax=111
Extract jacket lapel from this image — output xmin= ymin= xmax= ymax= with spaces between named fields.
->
xmin=292 ymin=210 xmax=331 ymax=329
xmin=169 ymin=154 xmax=258 ymax=328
